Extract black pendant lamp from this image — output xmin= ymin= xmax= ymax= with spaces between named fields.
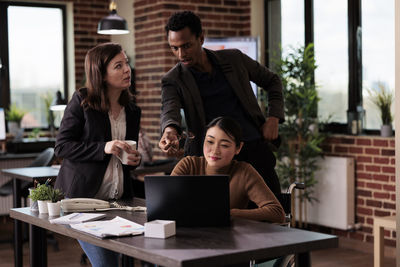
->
xmin=97 ymin=1 xmax=129 ymax=35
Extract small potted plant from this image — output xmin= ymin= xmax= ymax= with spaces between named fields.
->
xmin=368 ymin=83 xmax=394 ymax=137
xmin=47 ymin=186 xmax=64 ymax=217
xmin=5 ymin=103 xmax=26 ymax=138
xmin=28 ymin=183 xmax=51 ymax=213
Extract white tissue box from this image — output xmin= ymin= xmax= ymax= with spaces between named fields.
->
xmin=144 ymin=220 xmax=176 ymax=238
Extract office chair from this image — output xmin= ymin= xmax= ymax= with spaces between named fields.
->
xmin=0 ymin=147 xmax=55 ymax=202
xmin=251 ymin=182 xmax=305 ymax=267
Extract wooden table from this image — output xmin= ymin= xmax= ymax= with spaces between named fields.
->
xmin=374 ymin=215 xmax=396 ymax=267
xmin=10 ymin=199 xmax=338 ymax=267
xmin=2 ymin=166 xmax=59 ymax=267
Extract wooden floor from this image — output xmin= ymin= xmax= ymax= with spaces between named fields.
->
xmin=0 ymin=234 xmax=396 ymax=267
xmin=0 ymin=216 xmax=396 ymax=267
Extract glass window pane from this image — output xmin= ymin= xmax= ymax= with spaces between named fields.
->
xmin=314 ymin=0 xmax=348 ymax=123
xmin=362 ymin=1 xmax=394 ymax=130
xmin=281 ymin=0 xmax=304 ymax=55
xmin=8 ymin=5 xmax=64 ymax=128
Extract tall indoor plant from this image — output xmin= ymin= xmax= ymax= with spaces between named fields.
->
xmin=270 ymin=44 xmax=327 ymax=227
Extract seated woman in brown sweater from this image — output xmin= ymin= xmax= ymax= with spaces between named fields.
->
xmin=171 ymin=116 xmax=285 ymax=223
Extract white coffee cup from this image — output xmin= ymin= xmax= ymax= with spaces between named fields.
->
xmin=117 ymin=140 xmax=137 ymax=165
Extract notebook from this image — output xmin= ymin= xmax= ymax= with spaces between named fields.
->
xmin=144 ymin=175 xmax=230 ymax=227
xmin=70 ymin=216 xmax=144 ymax=238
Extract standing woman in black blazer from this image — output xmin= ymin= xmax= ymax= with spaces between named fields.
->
xmin=54 ymin=42 xmax=141 ymax=267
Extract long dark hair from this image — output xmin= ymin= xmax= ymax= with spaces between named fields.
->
xmin=206 ymin=117 xmax=242 ymax=148
xmin=81 ymin=42 xmax=133 ymax=112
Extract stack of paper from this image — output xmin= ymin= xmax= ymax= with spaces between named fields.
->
xmin=50 ymin=213 xmax=106 ymax=224
xmin=70 ymin=216 xmax=144 ymax=238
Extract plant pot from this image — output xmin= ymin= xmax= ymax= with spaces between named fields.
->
xmin=380 ymin=125 xmax=393 ymax=137
xmin=7 ymin=121 xmax=19 ymax=136
xmin=7 ymin=121 xmax=24 ymax=141
xmin=47 ymin=201 xmax=61 ymax=217
xmin=28 ymin=188 xmax=38 ymax=211
xmin=37 ymin=200 xmax=51 ymax=214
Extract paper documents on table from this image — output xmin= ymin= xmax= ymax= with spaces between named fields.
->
xmin=70 ymin=216 xmax=144 ymax=238
xmin=50 ymin=213 xmax=106 ymax=224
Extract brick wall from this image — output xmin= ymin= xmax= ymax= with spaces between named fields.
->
xmin=70 ymin=0 xmax=111 ymax=89
xmin=133 ymin=0 xmax=251 ymax=156
xmin=322 ymin=135 xmax=396 ymax=247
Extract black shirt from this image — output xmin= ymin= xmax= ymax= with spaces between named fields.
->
xmin=189 ymin=52 xmax=261 ymax=142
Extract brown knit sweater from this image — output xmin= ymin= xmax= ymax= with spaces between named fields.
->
xmin=171 ymin=156 xmax=285 ymax=223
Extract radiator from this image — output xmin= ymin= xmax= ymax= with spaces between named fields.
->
xmin=296 ymin=156 xmax=355 ymax=230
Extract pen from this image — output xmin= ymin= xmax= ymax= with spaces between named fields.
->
xmin=68 ymin=213 xmax=83 ymax=220
xmin=45 ymin=178 xmax=52 ymax=186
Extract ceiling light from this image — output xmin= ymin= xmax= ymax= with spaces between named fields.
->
xmin=97 ymin=1 xmax=129 ymax=35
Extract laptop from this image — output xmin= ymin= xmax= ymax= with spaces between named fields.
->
xmin=144 ymin=175 xmax=230 ymax=227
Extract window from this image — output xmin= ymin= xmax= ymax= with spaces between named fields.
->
xmin=362 ymin=0 xmax=395 ymax=129
xmin=314 ymin=0 xmax=348 ymax=124
xmin=281 ymin=0 xmax=304 ymax=56
xmin=0 ymin=3 xmax=67 ymax=129
xmin=267 ymin=0 xmax=395 ymax=133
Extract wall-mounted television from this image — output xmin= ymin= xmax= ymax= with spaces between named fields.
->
xmin=203 ymin=37 xmax=259 ymax=97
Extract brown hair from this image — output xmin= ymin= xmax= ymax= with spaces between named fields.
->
xmin=81 ymin=42 xmax=133 ymax=112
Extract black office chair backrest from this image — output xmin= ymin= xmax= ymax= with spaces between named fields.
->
xmin=29 ymin=147 xmax=54 ymax=167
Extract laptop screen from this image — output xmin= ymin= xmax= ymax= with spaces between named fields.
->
xmin=144 ymin=175 xmax=230 ymax=227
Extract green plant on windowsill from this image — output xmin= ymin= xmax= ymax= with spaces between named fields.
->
xmin=41 ymin=92 xmax=54 ymax=127
xmin=5 ymin=103 xmax=26 ymax=124
xmin=367 ymin=82 xmax=394 ymax=137
xmin=28 ymin=183 xmax=51 ymax=202
xmin=368 ymin=82 xmax=394 ymax=125
xmin=28 ymin=128 xmax=42 ymax=139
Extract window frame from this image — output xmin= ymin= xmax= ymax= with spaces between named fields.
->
xmin=265 ymin=0 xmax=384 ymax=135
xmin=0 ymin=1 xmax=68 ymax=130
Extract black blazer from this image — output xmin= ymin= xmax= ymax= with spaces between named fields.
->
xmin=161 ymin=48 xmax=284 ymax=156
xmin=54 ymin=89 xmax=141 ymax=198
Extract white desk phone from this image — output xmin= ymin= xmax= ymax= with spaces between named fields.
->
xmin=60 ymin=198 xmax=146 ymax=212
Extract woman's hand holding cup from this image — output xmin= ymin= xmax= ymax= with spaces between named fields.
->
xmin=105 ymin=140 xmax=141 ymax=166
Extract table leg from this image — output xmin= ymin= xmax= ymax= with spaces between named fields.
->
xmin=295 ymin=252 xmax=311 ymax=267
xmin=30 ymin=224 xmax=47 ymax=267
xmin=13 ymin=178 xmax=22 ymax=267
xmin=374 ymin=224 xmax=384 ymax=267
xmin=122 ymin=255 xmax=134 ymax=267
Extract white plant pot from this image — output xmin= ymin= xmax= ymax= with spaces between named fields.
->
xmin=7 ymin=121 xmax=19 ymax=136
xmin=47 ymin=201 xmax=61 ymax=217
xmin=7 ymin=121 xmax=24 ymax=140
xmin=380 ymin=125 xmax=393 ymax=137
xmin=28 ymin=188 xmax=38 ymax=211
xmin=37 ymin=200 xmax=50 ymax=214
